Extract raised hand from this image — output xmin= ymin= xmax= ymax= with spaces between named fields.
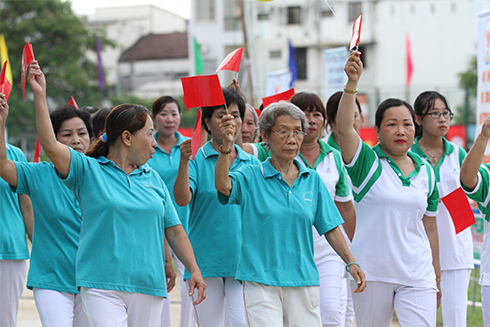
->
xmin=0 ymin=93 xmax=9 ymax=124
xmin=219 ymin=114 xmax=236 ymax=147
xmin=179 ymin=139 xmax=192 ymax=162
xmin=344 ymin=51 xmax=363 ymax=84
xmin=27 ymin=61 xmax=46 ymax=96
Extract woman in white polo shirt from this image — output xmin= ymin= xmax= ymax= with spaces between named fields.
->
xmin=337 ymin=53 xmax=441 ymax=326
xmin=411 ymin=91 xmax=473 ymax=326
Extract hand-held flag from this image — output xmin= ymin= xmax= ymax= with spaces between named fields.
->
xmin=0 ymin=35 xmax=13 ymax=85
xmin=33 ymin=136 xmax=41 ymax=163
xmin=191 ymin=109 xmax=202 ymax=160
xmin=262 ymin=88 xmax=295 ymax=108
xmin=406 ymin=33 xmax=413 ymax=86
xmin=350 ymin=13 xmax=363 ymax=51
xmin=0 ymin=60 xmax=11 ymax=101
xmin=441 ymin=187 xmax=475 ymax=234
xmin=181 ymin=75 xmax=225 ymax=110
xmin=215 ymin=48 xmax=243 ymax=73
xmin=68 ymin=96 xmax=79 ymax=109
xmin=21 ymin=42 xmax=35 ymax=101
xmin=254 ymin=108 xmax=262 ymax=118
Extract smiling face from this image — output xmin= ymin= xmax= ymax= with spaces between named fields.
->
xmin=129 ymin=115 xmax=157 ymax=166
xmin=153 ymin=101 xmax=181 ymax=137
xmin=263 ymin=114 xmax=304 ymax=162
xmin=416 ymin=98 xmax=451 ymax=138
xmin=56 ymin=117 xmax=91 ymax=154
xmin=375 ymin=106 xmax=415 ymax=157
xmin=205 ymin=104 xmax=242 ymax=144
xmin=241 ymin=109 xmax=256 ymax=143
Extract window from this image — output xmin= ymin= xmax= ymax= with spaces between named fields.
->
xmin=287 ymin=6 xmax=302 ymax=25
xmin=410 ymin=4 xmax=416 ymax=15
xmin=224 ymin=0 xmax=241 ymax=31
xmin=348 ymin=2 xmax=362 ymax=22
xmin=258 ymin=12 xmax=269 ymax=21
xmin=269 ymin=50 xmax=281 ymax=59
xmin=321 ymin=9 xmax=333 ymax=18
xmin=451 ymin=3 xmax=456 ymax=13
xmin=196 ymin=0 xmax=215 ymax=21
xmin=430 ymin=3 xmax=436 ymax=14
xmin=295 ymin=47 xmax=307 ymax=80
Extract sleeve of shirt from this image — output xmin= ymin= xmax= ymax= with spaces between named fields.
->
xmin=59 ymin=147 xmax=87 ymax=195
xmin=463 ymin=164 xmax=490 ymax=213
xmin=12 ymin=162 xmax=47 ymax=196
xmin=188 ymin=157 xmax=198 ymax=197
xmin=217 ymin=170 xmax=244 ymax=206
xmin=161 ymin=179 xmax=181 ymax=228
xmin=313 ymin=173 xmax=344 ymax=236
xmin=331 ymin=149 xmax=353 ymax=202
xmin=425 ymin=164 xmax=439 ymax=216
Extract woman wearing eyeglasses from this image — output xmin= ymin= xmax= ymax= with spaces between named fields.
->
xmin=411 ymin=91 xmax=473 ymax=327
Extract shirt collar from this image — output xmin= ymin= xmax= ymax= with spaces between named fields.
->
xmin=373 ymin=143 xmax=424 ymax=168
xmin=297 ymin=139 xmax=332 ymax=169
xmin=261 ymin=157 xmax=310 ymax=179
xmin=412 ymin=136 xmax=454 ymax=157
xmin=327 ymin=134 xmax=340 ymax=151
xmin=97 ymin=156 xmax=152 ymax=174
xmin=153 ymin=131 xmax=186 ymax=152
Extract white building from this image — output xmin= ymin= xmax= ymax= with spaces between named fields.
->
xmin=87 ymin=5 xmax=187 ymax=92
xmin=189 ymin=0 xmax=490 ymax=124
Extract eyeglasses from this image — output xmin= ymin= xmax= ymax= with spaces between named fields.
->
xmin=271 ymin=129 xmax=307 ymax=140
xmin=424 ymin=111 xmax=454 ymax=120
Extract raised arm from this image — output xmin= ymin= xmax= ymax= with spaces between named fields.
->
xmin=28 ymin=62 xmax=71 ymax=178
xmin=0 ymin=93 xmax=19 ymax=187
xmin=215 ymin=115 xmax=235 ymax=196
xmin=337 ymin=52 xmax=363 ymax=164
xmin=174 ymin=139 xmax=193 ymax=206
xmin=461 ymin=116 xmax=490 ymax=190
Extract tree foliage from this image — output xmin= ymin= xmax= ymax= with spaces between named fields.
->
xmin=0 ymin=0 xmax=113 ymax=138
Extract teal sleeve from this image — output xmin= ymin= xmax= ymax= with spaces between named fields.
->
xmin=314 ymin=174 xmax=344 ymax=235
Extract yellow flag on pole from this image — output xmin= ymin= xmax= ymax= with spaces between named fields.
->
xmin=0 ymin=34 xmax=13 ymax=84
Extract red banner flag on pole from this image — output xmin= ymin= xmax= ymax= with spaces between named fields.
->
xmin=262 ymin=88 xmax=295 ymax=108
xmin=441 ymin=187 xmax=475 ymax=234
xmin=33 ymin=136 xmax=41 ymax=163
xmin=254 ymin=108 xmax=262 ymax=118
xmin=191 ymin=109 xmax=202 ymax=160
xmin=406 ymin=33 xmax=413 ymax=86
xmin=68 ymin=96 xmax=79 ymax=109
xmin=350 ymin=13 xmax=362 ymax=51
xmin=0 ymin=60 xmax=11 ymax=101
xmin=21 ymin=42 xmax=35 ymax=101
xmin=215 ymin=47 xmax=243 ymax=73
xmin=181 ymin=75 xmax=225 ymax=110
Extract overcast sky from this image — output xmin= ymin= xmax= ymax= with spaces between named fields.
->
xmin=66 ymin=0 xmax=191 ymax=19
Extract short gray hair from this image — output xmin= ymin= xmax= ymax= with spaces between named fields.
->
xmin=259 ymin=101 xmax=309 ymax=138
xmin=245 ymin=104 xmax=259 ymax=140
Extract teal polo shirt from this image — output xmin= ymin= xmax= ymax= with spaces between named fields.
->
xmin=218 ymin=158 xmax=344 ymax=287
xmin=12 ymin=161 xmax=81 ymax=293
xmin=185 ymin=141 xmax=260 ymax=280
xmin=0 ymin=144 xmax=29 ymax=260
xmin=147 ymin=132 xmax=190 ymax=231
xmin=62 ymin=148 xmax=181 ymax=297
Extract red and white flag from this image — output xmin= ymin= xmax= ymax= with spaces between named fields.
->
xmin=350 ymin=13 xmax=362 ymax=51
xmin=406 ymin=33 xmax=413 ymax=86
xmin=215 ymin=48 xmax=243 ymax=73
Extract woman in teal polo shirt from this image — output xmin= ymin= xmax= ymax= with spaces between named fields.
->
xmin=174 ymin=88 xmax=259 ymax=327
xmin=28 ymin=61 xmax=206 ymax=326
xmin=215 ymin=101 xmax=365 ymax=326
xmin=0 ymin=101 xmax=92 ymax=326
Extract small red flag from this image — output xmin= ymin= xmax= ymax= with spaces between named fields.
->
xmin=254 ymin=108 xmax=262 ymax=118
xmin=181 ymin=75 xmax=225 ymax=110
xmin=215 ymin=48 xmax=243 ymax=73
xmin=406 ymin=33 xmax=413 ymax=86
xmin=441 ymin=187 xmax=475 ymax=234
xmin=21 ymin=42 xmax=35 ymax=101
xmin=68 ymin=96 xmax=78 ymax=109
xmin=191 ymin=109 xmax=202 ymax=160
xmin=0 ymin=60 xmax=11 ymax=101
xmin=262 ymin=88 xmax=295 ymax=108
xmin=33 ymin=136 xmax=41 ymax=163
xmin=350 ymin=13 xmax=362 ymax=51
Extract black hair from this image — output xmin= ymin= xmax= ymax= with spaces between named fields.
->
xmin=152 ymin=96 xmax=181 ymax=116
xmin=91 ymin=107 xmax=111 ymax=138
xmin=50 ymin=105 xmax=93 ymax=139
xmin=326 ymin=91 xmax=362 ymax=128
xmin=201 ymin=88 xmax=246 ymax=134
xmin=413 ymin=91 xmax=451 ymax=137
xmin=375 ymin=98 xmax=415 ymax=129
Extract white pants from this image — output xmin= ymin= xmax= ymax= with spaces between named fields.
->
xmin=243 ymin=281 xmax=321 ymax=327
xmin=482 ymin=285 xmax=490 ymax=327
xmin=0 ymin=260 xmax=27 ymax=327
xmin=440 ymin=269 xmax=471 ymax=327
xmin=341 ymin=277 xmax=354 ymax=327
xmin=161 ymin=298 xmax=172 ymax=327
xmin=190 ymin=277 xmax=246 ymax=327
xmin=172 ymin=250 xmax=196 ymax=327
xmin=350 ymin=281 xmax=437 ymax=327
xmin=316 ymin=259 xmax=344 ymax=326
xmin=80 ymin=288 xmax=164 ymax=327
xmin=33 ymin=288 xmax=87 ymax=327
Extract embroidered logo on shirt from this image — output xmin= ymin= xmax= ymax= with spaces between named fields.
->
xmin=303 ymin=192 xmax=313 ymax=206
xmin=142 ymin=183 xmax=158 ymax=190
xmin=452 ymin=168 xmax=459 ymax=175
xmin=324 ymin=167 xmax=332 ymax=174
xmin=420 ymin=179 xmax=428 ymax=186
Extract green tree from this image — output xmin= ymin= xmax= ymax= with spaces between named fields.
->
xmin=454 ymin=56 xmax=477 ymax=125
xmin=0 ymin=0 xmax=113 ymax=140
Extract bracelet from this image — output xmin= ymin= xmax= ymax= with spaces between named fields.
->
xmin=345 ymin=262 xmax=360 ymax=272
xmin=219 ymin=144 xmax=232 ymax=154
xmin=436 ymin=277 xmax=442 ymax=282
xmin=343 ymin=84 xmax=358 ymax=94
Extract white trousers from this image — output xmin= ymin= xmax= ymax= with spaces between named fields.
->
xmin=0 ymin=260 xmax=27 ymax=327
xmin=350 ymin=281 xmax=437 ymax=327
xmin=80 ymin=288 xmax=164 ymax=327
xmin=161 ymin=297 xmax=172 ymax=327
xmin=173 ymin=250 xmax=196 ymax=327
xmin=33 ymin=288 xmax=87 ymax=327
xmin=482 ymin=285 xmax=490 ymax=327
xmin=316 ymin=259 xmax=344 ymax=326
xmin=190 ymin=277 xmax=246 ymax=327
xmin=341 ymin=277 xmax=354 ymax=327
xmin=243 ymin=281 xmax=321 ymax=327
xmin=440 ymin=269 xmax=471 ymax=327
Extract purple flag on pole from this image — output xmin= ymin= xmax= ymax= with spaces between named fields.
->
xmin=96 ymin=37 xmax=105 ymax=92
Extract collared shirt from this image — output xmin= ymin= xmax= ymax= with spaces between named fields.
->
xmin=13 ymin=161 xmax=81 ymax=293
xmin=147 ymin=132 xmax=190 ymax=231
xmin=0 ymin=144 xmax=29 ymax=260
xmin=62 ymin=148 xmax=180 ymax=297
xmin=185 ymin=142 xmax=260 ymax=280
xmin=218 ymin=158 xmax=343 ymax=287
xmin=326 ymin=134 xmax=340 ymax=151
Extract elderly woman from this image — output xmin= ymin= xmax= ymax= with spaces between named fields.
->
xmin=241 ymin=104 xmax=258 ymax=144
xmin=215 ymin=101 xmax=366 ymax=326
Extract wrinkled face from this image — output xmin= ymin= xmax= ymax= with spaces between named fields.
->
xmin=153 ymin=102 xmax=181 ymax=137
xmin=241 ymin=109 xmax=256 ymax=144
xmin=206 ymin=104 xmax=242 ymax=144
xmin=376 ymin=106 xmax=415 ymax=157
xmin=416 ymin=98 xmax=451 ymax=138
xmin=130 ymin=115 xmax=157 ymax=166
xmin=263 ymin=115 xmax=304 ymax=162
xmin=304 ymin=108 xmax=324 ymax=142
xmin=56 ymin=117 xmax=91 ymax=154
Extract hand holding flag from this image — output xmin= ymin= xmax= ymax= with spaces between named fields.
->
xmin=216 ymin=48 xmax=243 ymax=73
xmin=350 ymin=13 xmax=362 ymax=51
xmin=21 ymin=42 xmax=35 ymax=100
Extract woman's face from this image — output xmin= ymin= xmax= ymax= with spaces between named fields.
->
xmin=130 ymin=115 xmax=157 ymax=166
xmin=241 ymin=109 xmax=256 ymax=144
xmin=304 ymin=108 xmax=324 ymax=143
xmin=263 ymin=114 xmax=304 ymax=162
xmin=153 ymin=102 xmax=181 ymax=137
xmin=56 ymin=117 xmax=91 ymax=154
xmin=206 ymin=104 xmax=242 ymax=144
xmin=416 ymin=98 xmax=451 ymax=138
xmin=375 ymin=106 xmax=415 ymax=157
